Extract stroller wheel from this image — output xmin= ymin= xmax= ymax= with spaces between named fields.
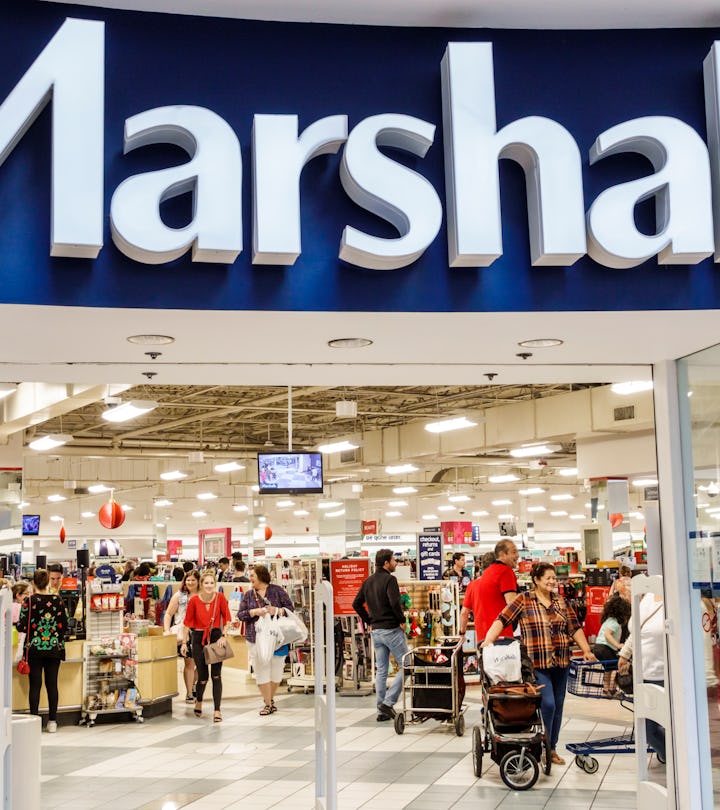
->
xmin=499 ymin=749 xmax=539 ymax=791
xmin=454 ymin=714 xmax=465 ymax=737
xmin=541 ymin=736 xmax=552 ymax=775
xmin=472 ymin=726 xmax=483 ymax=777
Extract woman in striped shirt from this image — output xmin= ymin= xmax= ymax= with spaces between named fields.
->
xmin=482 ymin=562 xmax=596 ymax=766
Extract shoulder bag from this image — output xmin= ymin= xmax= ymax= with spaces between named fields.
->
xmin=203 ymin=593 xmax=234 ymax=665
xmin=16 ymin=596 xmax=32 ymax=675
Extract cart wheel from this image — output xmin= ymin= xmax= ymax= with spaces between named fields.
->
xmin=454 ymin=713 xmax=465 ymax=737
xmin=472 ymin=726 xmax=483 ymax=778
xmin=499 ymin=750 xmax=539 ymax=791
xmin=657 ymin=752 xmax=666 ymax=765
xmin=287 ymin=687 xmax=293 ymax=693
xmin=541 ymin=736 xmax=552 ymax=775
xmin=394 ymin=713 xmax=405 ymax=735
xmin=574 ymin=755 xmax=599 ymax=774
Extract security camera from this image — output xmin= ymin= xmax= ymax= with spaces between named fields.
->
xmin=458 ymin=508 xmax=466 ymax=515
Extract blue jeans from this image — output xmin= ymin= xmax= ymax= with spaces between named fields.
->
xmin=535 ymin=666 xmax=569 ymax=749
xmin=372 ymin=627 xmax=408 ymax=710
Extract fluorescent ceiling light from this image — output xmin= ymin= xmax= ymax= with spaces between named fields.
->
xmin=327 ymin=337 xmax=373 ymax=349
xmin=233 ymin=504 xmax=249 ymax=512
xmin=102 ymin=399 xmax=158 ymax=423
xmin=437 ymin=505 xmax=455 ymax=512
xmin=276 ymin=500 xmax=295 ymax=508
xmin=629 ymin=512 xmax=645 ymax=519
xmin=88 ymin=484 xmax=110 ymax=494
xmin=293 ymin=509 xmax=309 ymax=516
xmin=29 ymin=434 xmax=73 ymax=451
xmin=472 ymin=510 xmax=489 ymax=517
xmin=558 ymin=468 xmax=578 ymax=477
xmin=325 ymin=509 xmax=345 ymax=518
xmin=569 ymin=514 xmax=586 ymax=520
xmin=197 ymin=492 xmax=217 ymax=500
xmin=81 ymin=511 xmax=95 ymax=518
xmin=498 ymin=513 xmax=514 ymax=519
xmin=519 ymin=487 xmax=545 ymax=495
xmin=385 ymin=511 xmax=402 ymax=517
xmin=47 ymin=494 xmax=66 ymax=502
xmin=550 ymin=493 xmax=574 ymax=501
xmin=385 ymin=464 xmax=418 ymax=475
xmin=155 ymin=523 xmax=165 ymax=528
xmin=632 ymin=478 xmax=658 ymax=487
xmin=492 ymin=499 xmax=512 ymax=506
xmin=317 ymin=440 xmax=359 ymax=454
xmin=488 ymin=474 xmax=520 ymax=484
xmin=388 ymin=500 xmax=408 ymax=507
xmin=424 ymin=416 xmax=477 ymax=433
xmin=160 ymin=470 xmax=187 ymax=481
xmin=19 ymin=501 xmax=30 ymax=508
xmin=50 ymin=515 xmax=63 ymax=522
xmin=250 ymin=485 xmax=260 ymax=492
xmin=527 ymin=506 xmax=546 ymax=512
xmin=550 ymin=510 xmax=568 ymax=517
xmin=611 ymin=381 xmax=653 ymax=395
xmin=422 ymin=514 xmax=438 ymax=520
xmin=154 ymin=499 xmax=173 ymax=507
xmin=448 ymin=494 xmax=471 ymax=503
xmin=0 ymin=383 xmax=17 ymax=399
xmin=510 ymin=443 xmax=562 ymax=458
xmin=318 ymin=501 xmax=343 ymax=510
xmin=518 ymin=338 xmax=563 ymax=348
xmin=126 ymin=334 xmax=174 ymax=345
xmin=192 ymin=510 xmax=207 ymax=518
xmin=393 ymin=486 xmax=417 ymax=494
xmin=121 ymin=504 xmax=133 ymax=511
xmin=258 ymin=515 xmax=266 ymax=523
xmin=214 ymin=461 xmax=245 ymax=473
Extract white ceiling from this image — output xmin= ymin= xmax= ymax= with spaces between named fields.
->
xmin=41 ymin=0 xmax=720 ymax=29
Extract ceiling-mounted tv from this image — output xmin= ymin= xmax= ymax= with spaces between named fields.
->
xmin=22 ymin=514 xmax=40 ymax=535
xmin=257 ymin=451 xmax=323 ymax=495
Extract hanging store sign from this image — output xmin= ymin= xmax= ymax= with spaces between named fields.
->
xmin=417 ymin=533 xmax=443 ymax=581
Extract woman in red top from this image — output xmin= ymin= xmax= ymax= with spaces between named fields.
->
xmin=182 ymin=571 xmax=231 ymax=723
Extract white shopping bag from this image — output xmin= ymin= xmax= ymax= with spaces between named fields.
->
xmin=482 ymin=640 xmax=522 ymax=684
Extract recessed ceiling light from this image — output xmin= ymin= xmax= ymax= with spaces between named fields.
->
xmin=29 ymin=434 xmax=73 ymax=451
xmin=488 ymin=474 xmax=520 ymax=484
xmin=498 ymin=513 xmax=514 ymax=519
xmin=327 ymin=337 xmax=373 ymax=349
xmin=393 ymin=486 xmax=417 ymax=494
xmin=424 ymin=416 xmax=477 ymax=433
xmin=126 ymin=334 xmax=175 ymax=345
xmin=438 ymin=505 xmax=455 ymax=512
xmin=385 ymin=464 xmax=418 ymax=475
xmin=472 ymin=510 xmax=489 ymax=517
xmin=611 ymin=381 xmax=653 ymax=395
xmin=518 ymin=338 xmax=563 ymax=348
xmin=422 ymin=514 xmax=438 ymax=520
xmin=214 ymin=461 xmax=245 ymax=473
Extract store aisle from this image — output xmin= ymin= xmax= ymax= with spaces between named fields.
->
xmin=39 ymin=693 xmax=660 ymax=809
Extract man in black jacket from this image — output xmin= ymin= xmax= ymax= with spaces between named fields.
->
xmin=352 ymin=548 xmax=408 ymax=722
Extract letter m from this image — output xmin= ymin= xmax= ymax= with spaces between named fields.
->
xmin=0 ymin=18 xmax=104 ymax=257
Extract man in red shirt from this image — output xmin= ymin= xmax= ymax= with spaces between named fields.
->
xmin=460 ymin=539 xmax=519 ymax=641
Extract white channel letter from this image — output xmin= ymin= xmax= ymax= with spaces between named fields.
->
xmin=441 ymin=42 xmax=586 ymax=268
xmin=0 ymin=18 xmax=104 ymax=258
xmin=338 ymin=114 xmax=442 ymax=270
xmin=586 ymin=117 xmax=714 ymax=268
xmin=252 ymin=114 xmax=348 ymax=265
xmin=110 ymin=106 xmax=242 ymax=264
xmin=704 ymin=42 xmax=720 ymax=262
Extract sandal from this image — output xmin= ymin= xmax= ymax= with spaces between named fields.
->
xmin=259 ymin=705 xmax=273 ymax=716
xmin=213 ymin=711 xmax=222 ymax=723
xmin=270 ymin=701 xmax=278 ymax=714
xmin=194 ymin=701 xmax=202 ymax=717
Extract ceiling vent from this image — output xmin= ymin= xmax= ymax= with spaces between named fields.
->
xmin=336 ymin=400 xmax=358 ymax=418
xmin=613 ymin=405 xmax=635 ymax=422
xmin=339 ymin=447 xmax=361 ymax=464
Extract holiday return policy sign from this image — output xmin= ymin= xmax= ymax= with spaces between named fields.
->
xmin=330 ymin=559 xmax=370 ymax=616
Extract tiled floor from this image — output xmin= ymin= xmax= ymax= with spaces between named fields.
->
xmin=38 ymin=690 xmax=664 ymax=809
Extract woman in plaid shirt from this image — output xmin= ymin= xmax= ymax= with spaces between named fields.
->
xmin=482 ymin=562 xmax=596 ymax=765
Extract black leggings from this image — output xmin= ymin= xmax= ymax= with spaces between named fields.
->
xmin=28 ymin=653 xmax=61 ymax=721
xmin=191 ymin=628 xmax=223 ymax=710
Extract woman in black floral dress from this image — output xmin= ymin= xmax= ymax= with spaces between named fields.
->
xmin=16 ymin=568 xmax=68 ymax=733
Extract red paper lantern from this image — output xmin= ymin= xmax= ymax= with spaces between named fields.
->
xmin=59 ymin=525 xmax=66 ymax=544
xmin=264 ymin=526 xmax=273 ymax=541
xmin=609 ymin=512 xmax=624 ymax=529
xmin=99 ymin=498 xmax=125 ymax=529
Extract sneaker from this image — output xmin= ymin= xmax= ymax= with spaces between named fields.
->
xmin=46 ymin=721 xmax=57 ymax=734
xmin=378 ymin=703 xmax=396 ymax=719
xmin=376 ymin=714 xmax=392 ymax=722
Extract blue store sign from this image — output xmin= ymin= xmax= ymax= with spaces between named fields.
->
xmin=417 ymin=533 xmax=443 ymax=580
xmin=0 ymin=0 xmax=719 ymax=313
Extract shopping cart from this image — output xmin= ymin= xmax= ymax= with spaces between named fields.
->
xmin=394 ymin=635 xmax=466 ymax=736
xmin=565 ymin=658 xmax=653 ymax=773
xmin=472 ymin=639 xmax=550 ymax=791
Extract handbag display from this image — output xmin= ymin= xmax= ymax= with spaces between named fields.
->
xmin=16 ymin=596 xmax=31 ymax=675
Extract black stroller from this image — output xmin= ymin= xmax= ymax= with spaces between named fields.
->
xmin=472 ymin=638 xmax=550 ymax=790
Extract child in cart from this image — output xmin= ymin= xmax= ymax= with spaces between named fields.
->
xmin=590 ymin=595 xmax=631 ymax=695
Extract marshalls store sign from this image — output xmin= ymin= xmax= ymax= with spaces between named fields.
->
xmin=3 ymin=19 xmax=720 ymax=272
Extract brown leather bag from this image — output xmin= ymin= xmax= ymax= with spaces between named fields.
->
xmin=488 ymin=682 xmax=544 ymax=724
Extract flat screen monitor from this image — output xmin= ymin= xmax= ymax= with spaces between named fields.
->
xmin=22 ymin=514 xmax=40 ymax=535
xmin=257 ymin=451 xmax=323 ymax=495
